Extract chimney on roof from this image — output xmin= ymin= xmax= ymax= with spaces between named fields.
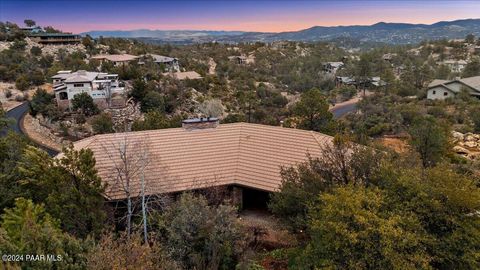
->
xmin=182 ymin=117 xmax=219 ymax=130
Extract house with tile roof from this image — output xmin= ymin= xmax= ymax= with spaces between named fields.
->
xmin=91 ymin=54 xmax=139 ymax=67
xmin=427 ymin=76 xmax=480 ymax=100
xmin=63 ymin=118 xmax=333 ymax=208
xmin=140 ymin=54 xmax=180 ymax=72
xmin=52 ymin=70 xmax=126 ymax=109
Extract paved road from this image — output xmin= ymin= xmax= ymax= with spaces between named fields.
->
xmin=330 ymin=102 xmax=357 ymax=119
xmin=1 ymin=102 xmax=59 ymax=156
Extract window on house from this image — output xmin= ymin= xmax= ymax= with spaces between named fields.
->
xmin=433 ymin=91 xmax=436 ymax=94
xmin=444 ymin=92 xmax=448 ymax=96
xmin=73 ymin=83 xmax=83 ymax=87
xmin=59 ymin=92 xmax=68 ymax=100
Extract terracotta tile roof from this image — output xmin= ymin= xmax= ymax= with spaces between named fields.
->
xmin=91 ymin=54 xmax=139 ymax=62
xmin=67 ymin=123 xmax=333 ymax=200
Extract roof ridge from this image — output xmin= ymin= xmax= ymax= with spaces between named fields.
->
xmin=79 ymin=123 xmax=334 ymax=146
xmin=310 ymin=130 xmax=326 ymax=148
xmin=233 ymin=123 xmax=245 ymax=186
xmin=85 ymin=136 xmax=98 ymax=149
xmin=72 ymin=135 xmax=96 ymax=147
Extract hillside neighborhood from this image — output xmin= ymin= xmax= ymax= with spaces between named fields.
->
xmin=1 ymin=7 xmax=480 ymax=270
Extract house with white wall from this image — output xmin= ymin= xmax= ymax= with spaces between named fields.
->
xmin=140 ymin=54 xmax=180 ymax=72
xmin=427 ymin=76 xmax=480 ymax=100
xmin=323 ymin=62 xmax=344 ymax=74
xmin=439 ymin=60 xmax=468 ymax=73
xmin=52 ymin=70 xmax=126 ymax=109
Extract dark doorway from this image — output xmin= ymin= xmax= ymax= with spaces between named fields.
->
xmin=242 ymin=188 xmax=270 ymax=210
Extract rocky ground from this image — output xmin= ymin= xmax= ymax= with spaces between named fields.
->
xmin=1 ymin=82 xmax=28 ymax=111
xmin=452 ymin=131 xmax=480 ymax=159
xmin=24 ymin=38 xmax=87 ymax=59
xmin=0 ymin=82 xmax=54 ymax=111
xmin=208 ymin=57 xmax=216 ymax=75
xmin=105 ymin=99 xmax=142 ymax=132
xmin=377 ymin=136 xmax=409 ymax=153
xmin=22 ymin=114 xmax=65 ymax=152
xmin=0 ymin=38 xmax=93 ymax=59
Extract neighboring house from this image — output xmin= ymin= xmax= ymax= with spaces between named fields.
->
xmin=28 ymin=33 xmax=81 ymax=45
xmin=228 ymin=55 xmax=248 ymax=64
xmin=62 ymin=119 xmax=334 ymax=208
xmin=323 ymin=62 xmax=344 ymax=74
xmin=140 ymin=54 xmax=180 ymax=72
xmin=336 ymin=76 xmax=356 ymax=87
xmin=382 ymin=53 xmax=397 ymax=62
xmin=408 ymin=48 xmax=421 ymax=56
xmin=91 ymin=54 xmax=139 ymax=67
xmin=427 ymin=76 xmax=480 ymax=100
xmin=370 ymin=77 xmax=387 ymax=87
xmin=335 ymin=76 xmax=385 ymax=88
xmin=163 ymin=71 xmax=202 ymax=80
xmin=20 ymin=26 xmax=43 ymax=34
xmin=52 ymin=70 xmax=126 ymax=109
xmin=440 ymin=60 xmax=468 ymax=73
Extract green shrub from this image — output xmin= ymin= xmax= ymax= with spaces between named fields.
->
xmin=91 ymin=113 xmax=114 ymax=134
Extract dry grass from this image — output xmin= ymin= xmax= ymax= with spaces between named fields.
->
xmin=239 ymin=210 xmax=296 ymax=250
xmin=377 ymin=137 xmax=410 ymax=153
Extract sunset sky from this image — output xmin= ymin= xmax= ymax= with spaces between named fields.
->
xmin=1 ymin=0 xmax=480 ymax=33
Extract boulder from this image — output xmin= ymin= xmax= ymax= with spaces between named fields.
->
xmin=453 ymin=145 xmax=471 ymax=155
xmin=464 ymin=140 xmax=478 ymax=148
xmin=465 ymin=133 xmax=475 ymax=142
xmin=452 ymin=131 xmax=464 ymax=141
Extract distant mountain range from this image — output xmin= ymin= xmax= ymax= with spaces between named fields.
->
xmin=82 ymin=19 xmax=480 ymax=46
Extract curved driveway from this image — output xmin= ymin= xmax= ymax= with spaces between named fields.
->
xmin=1 ymin=102 xmax=59 ymax=156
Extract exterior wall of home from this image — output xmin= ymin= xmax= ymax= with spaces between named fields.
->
xmin=427 ymin=86 xmax=454 ymax=100
xmin=53 ymin=78 xmax=63 ymax=85
xmin=66 ymin=83 xmax=92 ymax=100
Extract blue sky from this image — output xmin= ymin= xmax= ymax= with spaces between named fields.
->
xmin=1 ymin=0 xmax=479 ymax=33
